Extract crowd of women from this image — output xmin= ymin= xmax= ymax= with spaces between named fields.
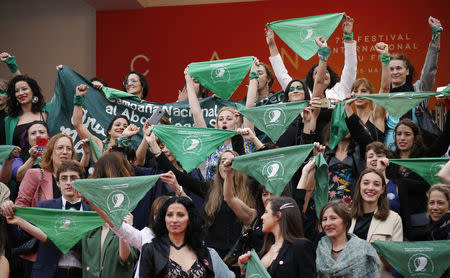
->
xmin=0 ymin=14 xmax=449 ymax=278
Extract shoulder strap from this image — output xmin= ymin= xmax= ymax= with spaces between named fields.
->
xmin=37 ymin=168 xmax=44 ymax=201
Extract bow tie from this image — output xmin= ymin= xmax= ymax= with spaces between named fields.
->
xmin=65 ymin=201 xmax=81 ymax=210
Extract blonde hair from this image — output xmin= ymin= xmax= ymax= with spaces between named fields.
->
xmin=215 ymin=107 xmax=240 ymax=129
xmin=39 ymin=133 xmax=76 ymax=173
xmin=204 ymin=150 xmax=255 ymax=227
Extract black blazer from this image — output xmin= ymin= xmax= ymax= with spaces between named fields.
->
xmin=267 ymin=239 xmax=316 ymax=278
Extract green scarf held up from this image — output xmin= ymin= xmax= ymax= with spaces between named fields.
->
xmin=267 ymin=13 xmax=345 ymax=60
xmin=152 ymin=125 xmax=237 ymax=173
xmin=389 ymin=157 xmax=450 ymax=186
xmin=329 ymin=101 xmax=349 ymax=150
xmin=0 ymin=145 xmax=17 ymax=164
xmin=373 ymin=240 xmax=450 ymax=278
xmin=314 ymin=153 xmax=329 ymax=218
xmin=188 ymin=56 xmax=254 ymax=100
xmin=236 ymin=101 xmax=308 ymax=142
xmin=244 ymin=249 xmax=271 ymax=278
xmin=101 ymin=86 xmax=142 ymax=102
xmin=358 ymin=91 xmax=441 ymax=119
xmin=231 ymin=144 xmax=314 ymax=196
xmin=14 ymin=206 xmax=104 ymax=254
xmin=72 ymin=175 xmax=160 ymax=228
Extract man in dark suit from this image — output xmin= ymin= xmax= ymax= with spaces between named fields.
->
xmin=3 ymin=160 xmax=89 ymax=278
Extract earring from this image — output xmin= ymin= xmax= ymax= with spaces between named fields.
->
xmin=32 ymin=96 xmax=39 ymax=104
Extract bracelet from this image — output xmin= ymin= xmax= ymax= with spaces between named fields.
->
xmin=343 ymin=32 xmax=353 ymax=40
xmin=73 ymin=94 xmax=85 ymax=106
xmin=432 ymin=26 xmax=443 ymax=43
xmin=177 ymin=186 xmax=183 ymax=196
xmin=379 ymin=54 xmax=391 ymax=66
xmin=116 ymin=134 xmax=130 ymax=147
xmin=317 ymin=46 xmax=331 ymax=62
xmin=249 ymin=71 xmax=259 ymax=80
xmin=5 ymin=56 xmax=19 ymax=73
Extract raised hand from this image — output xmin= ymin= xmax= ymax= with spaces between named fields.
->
xmin=315 ymin=36 xmax=327 ymax=48
xmin=265 ymin=26 xmax=275 ymax=45
xmin=428 ymin=16 xmax=442 ymax=29
xmin=0 ymin=52 xmax=12 ymax=62
xmin=375 ymin=42 xmax=389 ymax=54
xmin=342 ymin=15 xmax=354 ymax=35
xmin=76 ymin=84 xmax=89 ymax=97
xmin=122 ymin=124 xmax=140 ymax=138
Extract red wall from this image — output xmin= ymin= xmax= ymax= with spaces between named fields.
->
xmin=97 ymin=0 xmax=450 ymax=104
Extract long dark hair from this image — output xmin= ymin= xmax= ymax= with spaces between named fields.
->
xmin=393 ymin=118 xmax=425 ymax=158
xmin=6 ymin=75 xmax=45 ymax=117
xmin=305 ymin=64 xmax=339 ymax=92
xmin=350 ymin=168 xmax=389 ymax=221
xmin=283 ymin=79 xmax=310 ymax=102
xmin=122 ymin=71 xmax=149 ymax=99
xmin=153 ymin=197 xmax=206 ymax=257
xmin=105 ymin=115 xmax=130 ymax=141
xmin=260 ymin=197 xmax=304 ymax=254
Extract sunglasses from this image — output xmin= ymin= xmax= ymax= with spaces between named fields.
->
xmin=123 ymin=78 xmax=139 ymax=86
xmin=289 ymin=86 xmax=304 ymax=92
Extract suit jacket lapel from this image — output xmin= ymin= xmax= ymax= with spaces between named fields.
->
xmin=270 ymin=241 xmax=290 ymax=275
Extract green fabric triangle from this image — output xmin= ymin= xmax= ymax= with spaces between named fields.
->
xmin=358 ymin=91 xmax=438 ymax=119
xmin=314 ymin=153 xmax=329 ymax=218
xmin=0 ymin=145 xmax=16 ymax=164
xmin=231 ymin=144 xmax=314 ymax=196
xmin=152 ymin=125 xmax=237 ymax=173
xmin=389 ymin=157 xmax=450 ymax=186
xmin=188 ymin=56 xmax=254 ymax=100
xmin=372 ymin=240 xmax=450 ymax=278
xmin=88 ymin=137 xmax=103 ymax=160
xmin=101 ymin=86 xmax=141 ymax=102
xmin=245 ymin=249 xmax=271 ymax=278
xmin=14 ymin=206 xmax=104 ymax=254
xmin=267 ymin=13 xmax=345 ymax=60
xmin=72 ymin=175 xmax=160 ymax=228
xmin=236 ymin=101 xmax=308 ymax=142
xmin=329 ymin=101 xmax=349 ymax=150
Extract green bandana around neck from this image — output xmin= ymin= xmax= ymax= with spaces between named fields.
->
xmin=0 ymin=145 xmax=17 ymax=164
xmin=231 ymin=144 xmax=314 ymax=196
xmin=188 ymin=56 xmax=254 ymax=100
xmin=72 ymin=175 xmax=160 ymax=228
xmin=14 ymin=206 xmax=105 ymax=254
xmin=314 ymin=153 xmax=329 ymax=218
xmin=244 ymin=249 xmax=271 ymax=278
xmin=236 ymin=100 xmax=308 ymax=142
xmin=329 ymin=101 xmax=349 ymax=150
xmin=372 ymin=240 xmax=450 ymax=278
xmin=389 ymin=157 xmax=450 ymax=186
xmin=267 ymin=13 xmax=345 ymax=60
xmin=152 ymin=125 xmax=237 ymax=173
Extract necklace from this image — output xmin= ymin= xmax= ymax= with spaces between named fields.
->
xmin=331 ymin=248 xmax=344 ymax=253
xmin=170 ymin=240 xmax=187 ymax=250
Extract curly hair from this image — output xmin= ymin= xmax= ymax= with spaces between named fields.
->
xmin=122 ymin=71 xmax=149 ymax=99
xmin=105 ymin=115 xmax=130 ymax=141
xmin=305 ymin=64 xmax=339 ymax=92
xmin=6 ymin=75 xmax=45 ymax=117
xmin=153 ymin=196 xmax=206 ymax=256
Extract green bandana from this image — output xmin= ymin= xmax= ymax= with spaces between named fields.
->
xmin=358 ymin=92 xmax=438 ymax=119
xmin=231 ymin=144 xmax=314 ymax=196
xmin=236 ymin=101 xmax=308 ymax=142
xmin=267 ymin=13 xmax=345 ymax=60
xmin=329 ymin=101 xmax=349 ymax=150
xmin=14 ymin=206 xmax=104 ymax=254
xmin=72 ymin=175 xmax=160 ymax=228
xmin=389 ymin=158 xmax=450 ymax=186
xmin=5 ymin=56 xmax=19 ymax=73
xmin=101 ymin=86 xmax=142 ymax=102
xmin=373 ymin=240 xmax=450 ymax=278
xmin=0 ymin=145 xmax=17 ymax=164
xmin=152 ymin=125 xmax=237 ymax=173
xmin=88 ymin=137 xmax=103 ymax=160
xmin=188 ymin=56 xmax=254 ymax=100
xmin=314 ymin=153 xmax=329 ymax=218
xmin=244 ymin=249 xmax=271 ymax=278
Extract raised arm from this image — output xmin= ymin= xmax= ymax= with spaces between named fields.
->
xmin=312 ymin=37 xmax=330 ymax=99
xmin=15 ymin=147 xmax=38 ymax=182
xmin=438 ymin=160 xmax=450 ymax=184
xmin=2 ymin=202 xmax=47 ymax=242
xmin=266 ymin=26 xmax=292 ymax=90
xmin=0 ymin=147 xmax=20 ymax=183
xmin=72 ymin=84 xmax=103 ymax=150
xmin=374 ymin=42 xmax=390 ymax=131
xmin=135 ymin=121 xmax=151 ymax=166
xmin=0 ymin=52 xmax=22 ymax=76
xmin=244 ymin=62 xmax=260 ymax=130
xmin=414 ymin=17 xmax=442 ymax=92
xmin=185 ymin=66 xmax=207 ymax=128
xmin=223 ymin=156 xmax=257 ymax=225
xmin=119 ymin=214 xmax=133 ymax=262
xmin=296 ymin=158 xmax=316 ymax=212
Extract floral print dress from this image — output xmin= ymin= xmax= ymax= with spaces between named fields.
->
xmin=328 ymin=156 xmax=357 ymax=205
